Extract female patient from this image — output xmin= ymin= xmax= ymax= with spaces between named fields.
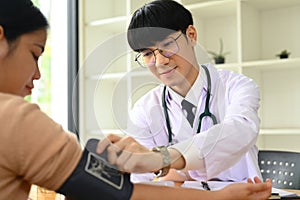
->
xmin=0 ymin=0 xmax=271 ymax=199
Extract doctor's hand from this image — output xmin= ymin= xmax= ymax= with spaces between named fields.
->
xmin=96 ymin=134 xmax=163 ymax=173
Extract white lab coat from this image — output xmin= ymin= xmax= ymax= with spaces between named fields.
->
xmin=126 ymin=63 xmax=262 ymax=182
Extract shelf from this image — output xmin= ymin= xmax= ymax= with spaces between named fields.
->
xmin=243 ymin=0 xmax=300 ymax=11
xmin=260 ymin=129 xmax=300 ymax=135
xmin=185 ymin=0 xmax=237 ymax=18
xmin=213 ymin=63 xmax=240 ymax=74
xmin=87 ymin=72 xmax=126 ymax=80
xmin=87 ymin=16 xmax=128 ymax=27
xmin=130 ymin=0 xmax=154 ymax=13
xmin=86 ymin=70 xmax=154 ymax=80
xmin=241 ymin=1 xmax=300 ymax=62
xmin=83 ymin=0 xmax=127 ymax=24
xmin=84 ymin=23 xmax=128 ymax=57
xmin=242 ymin=58 xmax=300 ymax=71
xmin=189 ymin=0 xmax=238 ymax=64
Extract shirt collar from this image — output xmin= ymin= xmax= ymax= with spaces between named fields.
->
xmin=166 ymin=65 xmax=205 ymax=107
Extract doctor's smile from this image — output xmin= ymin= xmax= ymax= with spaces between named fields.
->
xmin=158 ymin=66 xmax=178 ymax=76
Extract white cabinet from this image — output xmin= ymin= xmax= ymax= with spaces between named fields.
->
xmin=79 ymin=0 xmax=300 ymax=151
xmin=240 ymin=0 xmax=300 ymax=151
xmin=79 ymin=0 xmax=157 ymax=144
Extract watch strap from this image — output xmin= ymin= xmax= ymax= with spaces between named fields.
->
xmin=152 ymin=146 xmax=171 ymax=177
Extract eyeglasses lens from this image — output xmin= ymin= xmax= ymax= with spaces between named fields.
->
xmin=135 ymin=36 xmax=180 ymax=68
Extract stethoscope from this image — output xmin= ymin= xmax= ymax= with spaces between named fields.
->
xmin=162 ymin=64 xmax=217 ymax=145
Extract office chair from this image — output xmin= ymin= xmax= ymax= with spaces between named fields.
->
xmin=258 ymin=150 xmax=300 ymax=189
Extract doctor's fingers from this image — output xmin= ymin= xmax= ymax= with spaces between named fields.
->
xmin=107 ymin=146 xmax=146 ymax=173
xmin=113 ymin=150 xmax=133 ymax=173
xmin=117 ymin=151 xmax=161 ymax=173
xmin=112 ymin=136 xmax=150 ymax=154
xmin=105 ymin=136 xmax=141 ymax=165
xmin=96 ymin=133 xmax=123 ymax=154
xmin=106 ymin=142 xmax=123 ymax=165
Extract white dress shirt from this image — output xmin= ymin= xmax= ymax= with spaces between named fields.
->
xmin=126 ymin=63 xmax=262 ymax=182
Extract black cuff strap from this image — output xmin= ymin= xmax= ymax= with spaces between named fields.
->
xmin=57 ymin=138 xmax=133 ymax=200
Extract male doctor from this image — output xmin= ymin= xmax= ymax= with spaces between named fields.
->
xmin=99 ymin=0 xmax=262 ymax=183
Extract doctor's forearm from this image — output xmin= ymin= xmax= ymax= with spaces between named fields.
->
xmin=168 ymin=148 xmax=186 ymax=170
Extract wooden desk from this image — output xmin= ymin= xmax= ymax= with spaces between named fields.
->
xmin=173 ymin=181 xmax=300 ymax=199
xmin=285 ymin=189 xmax=300 ymax=196
xmin=28 ymin=185 xmax=64 ymax=200
xmin=269 ymin=189 xmax=300 ymax=199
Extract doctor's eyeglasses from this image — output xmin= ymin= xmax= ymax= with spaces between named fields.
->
xmin=135 ymin=33 xmax=182 ymax=68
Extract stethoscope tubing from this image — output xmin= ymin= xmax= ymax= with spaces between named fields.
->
xmin=162 ymin=64 xmax=217 ymax=145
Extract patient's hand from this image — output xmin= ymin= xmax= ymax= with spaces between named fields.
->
xmin=220 ymin=177 xmax=272 ymax=200
xmin=159 ymin=169 xmax=189 ymax=182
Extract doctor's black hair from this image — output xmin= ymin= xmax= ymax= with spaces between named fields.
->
xmin=127 ymin=0 xmax=193 ymax=52
xmin=0 ymin=0 xmax=49 ymax=43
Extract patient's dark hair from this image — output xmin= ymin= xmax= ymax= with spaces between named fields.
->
xmin=0 ymin=0 xmax=49 ymax=43
xmin=127 ymin=0 xmax=193 ymax=51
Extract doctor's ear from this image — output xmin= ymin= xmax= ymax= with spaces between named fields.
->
xmin=185 ymin=25 xmax=197 ymax=46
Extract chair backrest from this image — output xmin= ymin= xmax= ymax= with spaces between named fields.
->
xmin=258 ymin=150 xmax=300 ymax=189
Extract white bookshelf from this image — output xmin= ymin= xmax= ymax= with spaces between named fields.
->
xmin=79 ymin=0 xmax=300 ymax=151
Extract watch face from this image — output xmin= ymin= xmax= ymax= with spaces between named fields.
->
xmin=152 ymin=146 xmax=171 ymax=177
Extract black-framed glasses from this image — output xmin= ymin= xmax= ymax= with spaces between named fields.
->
xmin=135 ymin=33 xmax=183 ymax=68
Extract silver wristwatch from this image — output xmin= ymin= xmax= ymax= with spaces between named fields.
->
xmin=152 ymin=146 xmax=171 ymax=177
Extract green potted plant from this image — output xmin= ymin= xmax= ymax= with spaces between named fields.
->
xmin=208 ymin=38 xmax=230 ymax=64
xmin=276 ymin=49 xmax=291 ymax=59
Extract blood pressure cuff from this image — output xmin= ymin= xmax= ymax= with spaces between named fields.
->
xmin=57 ymin=138 xmax=133 ymax=200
